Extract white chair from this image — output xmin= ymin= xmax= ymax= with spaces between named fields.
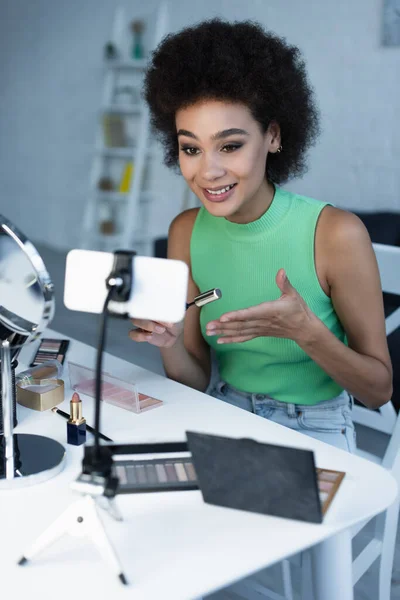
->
xmin=229 ymin=242 xmax=400 ymax=600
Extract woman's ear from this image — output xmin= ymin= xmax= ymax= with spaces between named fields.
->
xmin=266 ymin=121 xmax=281 ymax=153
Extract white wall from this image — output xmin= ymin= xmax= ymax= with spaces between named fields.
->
xmin=0 ymin=0 xmax=399 ymax=251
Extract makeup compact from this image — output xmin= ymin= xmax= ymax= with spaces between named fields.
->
xmin=110 ymin=435 xmax=345 ymax=522
xmin=186 ymin=431 xmax=346 ymax=523
xmin=16 ymin=379 xmax=64 ymax=412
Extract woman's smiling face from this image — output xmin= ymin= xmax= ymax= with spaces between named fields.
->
xmin=176 ymin=99 xmax=280 ymax=223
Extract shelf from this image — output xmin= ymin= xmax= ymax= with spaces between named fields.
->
xmin=93 ymin=190 xmax=153 ymax=203
xmin=96 ymin=146 xmax=156 ymax=159
xmin=103 ymin=104 xmax=142 ymax=115
xmin=88 ymin=232 xmax=152 ymax=253
xmin=97 ymin=147 xmax=135 ymax=158
xmin=104 ymin=59 xmax=148 ymax=70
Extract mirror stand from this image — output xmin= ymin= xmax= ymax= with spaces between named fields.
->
xmin=0 ymin=340 xmax=65 ymax=489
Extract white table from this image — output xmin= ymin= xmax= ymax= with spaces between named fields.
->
xmin=1 ymin=330 xmax=397 ymax=600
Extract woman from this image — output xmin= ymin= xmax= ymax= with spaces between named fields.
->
xmin=130 ymin=19 xmax=392 ymax=452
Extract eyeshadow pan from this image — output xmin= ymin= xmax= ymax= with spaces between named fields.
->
xmin=115 ymin=465 xmax=127 ymax=485
xmin=319 ymin=480 xmax=333 ymax=492
xmin=126 ymin=465 xmax=137 ymax=484
xmin=145 ymin=464 xmax=157 ymax=484
xmin=175 ymin=462 xmax=188 ymax=482
xmin=165 ymin=463 xmax=177 ymax=482
xmin=136 ymin=464 xmax=147 ymax=484
xmin=155 ymin=463 xmax=168 ymax=482
xmin=319 ymin=471 xmax=338 ymax=482
xmin=184 ymin=462 xmax=197 ymax=481
xmin=319 ymin=491 xmax=329 ymax=502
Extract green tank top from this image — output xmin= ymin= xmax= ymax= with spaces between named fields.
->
xmin=190 ymin=186 xmax=346 ymax=405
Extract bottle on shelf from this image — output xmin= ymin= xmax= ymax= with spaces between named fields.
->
xmin=130 ymin=20 xmax=145 ymax=59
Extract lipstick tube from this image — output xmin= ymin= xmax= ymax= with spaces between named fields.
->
xmin=67 ymin=392 xmax=86 ymax=446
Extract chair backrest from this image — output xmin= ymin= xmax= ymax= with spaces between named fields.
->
xmin=352 ymin=243 xmax=400 ymax=437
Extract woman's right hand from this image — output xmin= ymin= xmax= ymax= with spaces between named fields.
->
xmin=129 ymin=319 xmax=184 ymax=348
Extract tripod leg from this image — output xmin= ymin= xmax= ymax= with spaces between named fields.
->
xmin=18 ymin=496 xmax=90 ymax=565
xmin=97 ymin=496 xmax=123 ymax=522
xmin=18 ymin=495 xmax=127 ymax=585
xmin=83 ymin=496 xmax=128 ymax=584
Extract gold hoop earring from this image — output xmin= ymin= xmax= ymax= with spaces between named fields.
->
xmin=276 ymin=145 xmax=282 ymax=153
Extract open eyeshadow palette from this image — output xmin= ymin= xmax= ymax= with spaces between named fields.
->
xmin=316 ymin=468 xmax=345 ymax=514
xmin=68 ymin=361 xmax=162 ymax=413
xmin=30 ymin=338 xmax=70 ymax=367
xmin=110 ymin=434 xmax=346 ymax=523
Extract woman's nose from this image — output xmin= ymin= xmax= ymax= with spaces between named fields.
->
xmin=200 ymin=152 xmax=226 ymax=181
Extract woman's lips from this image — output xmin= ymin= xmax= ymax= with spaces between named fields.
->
xmin=202 ymin=184 xmax=237 ymax=203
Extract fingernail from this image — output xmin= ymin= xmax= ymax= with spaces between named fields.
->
xmin=220 ymin=317 xmax=229 ymax=322
xmin=155 ymin=326 xmax=165 ymax=334
xmin=146 ymin=335 xmax=153 ymax=341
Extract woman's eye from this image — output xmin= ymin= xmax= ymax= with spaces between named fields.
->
xmin=180 ymin=146 xmax=200 ymax=156
xmin=221 ymin=144 xmax=242 ymax=153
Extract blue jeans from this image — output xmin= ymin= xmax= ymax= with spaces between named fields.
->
xmin=209 ymin=381 xmax=356 ymax=453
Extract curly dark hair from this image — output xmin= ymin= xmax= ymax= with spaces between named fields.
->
xmin=143 ymin=19 xmax=320 ymax=184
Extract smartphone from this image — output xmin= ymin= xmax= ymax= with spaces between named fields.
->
xmin=64 ymin=250 xmax=189 ymax=323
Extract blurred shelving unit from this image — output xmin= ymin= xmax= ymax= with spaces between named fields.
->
xmin=80 ymin=3 xmax=168 ymax=256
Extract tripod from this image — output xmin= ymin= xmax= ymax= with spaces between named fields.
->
xmin=18 ymin=470 xmax=128 ymax=584
xmin=18 ymin=251 xmax=136 ymax=584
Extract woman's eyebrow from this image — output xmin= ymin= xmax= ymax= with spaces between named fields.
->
xmin=177 ymin=128 xmax=250 ymax=141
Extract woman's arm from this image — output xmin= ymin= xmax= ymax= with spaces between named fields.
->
xmin=159 ymin=209 xmax=211 ymax=391
xmin=300 ymin=207 xmax=393 ymax=409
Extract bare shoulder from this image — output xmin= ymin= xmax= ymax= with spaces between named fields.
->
xmin=317 ymin=205 xmax=371 ymax=249
xmin=169 ymin=208 xmax=201 ymax=236
xmin=316 ymin=205 xmax=376 ymax=288
xmin=168 ymin=208 xmax=201 ymax=262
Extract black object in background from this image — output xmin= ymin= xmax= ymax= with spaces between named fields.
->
xmin=186 ymin=430 xmax=323 ymax=524
xmin=354 ymin=211 xmax=400 ymax=413
xmin=154 ymin=237 xmax=168 ymax=259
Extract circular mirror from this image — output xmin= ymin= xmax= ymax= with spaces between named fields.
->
xmin=0 ymin=215 xmax=63 ymax=489
xmin=0 ymin=215 xmax=55 ymax=354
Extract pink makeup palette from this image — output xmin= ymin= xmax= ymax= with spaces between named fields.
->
xmin=68 ymin=361 xmax=163 ymax=414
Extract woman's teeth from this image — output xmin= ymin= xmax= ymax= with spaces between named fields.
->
xmin=205 ymin=184 xmax=235 ymax=195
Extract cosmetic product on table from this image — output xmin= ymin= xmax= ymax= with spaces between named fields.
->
xmin=16 ymin=359 xmax=63 ymax=385
xmin=30 ymin=338 xmax=70 ymax=367
xmin=17 ymin=379 xmax=64 ymax=412
xmin=110 ymin=436 xmax=345 ymax=521
xmin=186 ymin=288 xmax=222 ymax=310
xmin=66 ymin=392 xmax=86 ymax=446
xmin=51 ymin=406 xmax=112 ymax=442
xmin=185 ymin=431 xmax=346 ymax=523
xmin=68 ymin=361 xmax=163 ymax=413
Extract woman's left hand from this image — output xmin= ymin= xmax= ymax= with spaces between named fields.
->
xmin=206 ymin=269 xmax=317 ymax=344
